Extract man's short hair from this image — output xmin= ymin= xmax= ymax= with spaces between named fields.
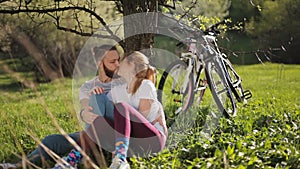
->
xmin=92 ymin=45 xmax=117 ymax=60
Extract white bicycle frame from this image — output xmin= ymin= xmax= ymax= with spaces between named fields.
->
xmin=176 ymin=52 xmax=195 ymax=95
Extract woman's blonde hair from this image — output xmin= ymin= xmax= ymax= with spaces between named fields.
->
xmin=125 ymin=51 xmax=156 ymax=94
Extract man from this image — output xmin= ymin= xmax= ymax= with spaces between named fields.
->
xmin=79 ymin=45 xmax=120 ymax=124
xmin=0 ymin=45 xmax=121 ymax=169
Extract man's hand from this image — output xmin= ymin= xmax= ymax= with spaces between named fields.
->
xmin=81 ymin=106 xmax=99 ymax=124
xmin=89 ymin=86 xmax=104 ymax=95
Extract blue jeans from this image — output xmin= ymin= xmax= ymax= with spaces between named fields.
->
xmin=26 ymin=94 xmax=114 ymax=165
xmin=27 ymin=132 xmax=80 ymax=165
xmin=88 ymin=94 xmax=114 ymax=121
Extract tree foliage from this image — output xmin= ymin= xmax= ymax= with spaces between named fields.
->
xmin=161 ymin=0 xmax=231 ymax=30
xmin=230 ymin=0 xmax=300 ymax=63
xmin=0 ymin=0 xmax=228 ymax=81
xmin=0 ymin=0 xmax=299 ymax=81
xmin=0 ymin=0 xmax=123 ymax=81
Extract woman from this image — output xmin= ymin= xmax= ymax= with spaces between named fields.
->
xmin=55 ymin=51 xmax=167 ymax=169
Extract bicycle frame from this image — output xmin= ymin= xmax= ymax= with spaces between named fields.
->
xmin=202 ymin=34 xmax=232 ymax=81
xmin=178 ymin=39 xmax=207 ymax=94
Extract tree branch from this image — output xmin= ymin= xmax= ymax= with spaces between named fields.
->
xmin=0 ymin=0 xmax=10 ymax=4
xmin=158 ymin=0 xmax=176 ymax=10
xmin=0 ymin=6 xmax=122 ymax=42
xmin=56 ymin=24 xmax=116 ymax=39
xmin=114 ymin=0 xmax=123 ymax=13
xmin=179 ymin=0 xmax=198 ymax=21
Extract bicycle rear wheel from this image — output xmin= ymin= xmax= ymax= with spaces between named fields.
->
xmin=205 ymin=59 xmax=237 ymax=118
xmin=157 ymin=60 xmax=195 ymax=125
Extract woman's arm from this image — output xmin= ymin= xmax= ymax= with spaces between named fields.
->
xmin=138 ymin=98 xmax=153 ymax=118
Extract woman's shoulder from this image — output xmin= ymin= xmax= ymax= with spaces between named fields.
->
xmin=139 ymin=79 xmax=156 ymax=92
xmin=137 ymin=80 xmax=157 ymax=97
xmin=141 ymin=79 xmax=155 ymax=87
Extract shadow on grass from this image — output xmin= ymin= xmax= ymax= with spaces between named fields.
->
xmin=4 ymin=148 xmax=113 ymax=169
xmin=0 ymin=80 xmax=25 ymax=92
xmin=0 ymin=57 xmax=37 ymax=93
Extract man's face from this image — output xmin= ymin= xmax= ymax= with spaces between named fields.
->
xmin=101 ymin=50 xmax=120 ymax=78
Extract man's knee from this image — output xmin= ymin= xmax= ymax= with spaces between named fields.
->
xmin=91 ymin=94 xmax=114 ymax=120
xmin=89 ymin=94 xmax=107 ymax=116
xmin=42 ymin=134 xmax=66 ymax=147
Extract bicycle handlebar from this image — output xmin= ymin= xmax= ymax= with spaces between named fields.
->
xmin=202 ymin=19 xmax=227 ymax=36
xmin=173 ymin=18 xmax=228 ymax=38
xmin=161 ymin=13 xmax=228 ymax=47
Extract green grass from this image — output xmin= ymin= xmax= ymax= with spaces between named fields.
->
xmin=0 ymin=63 xmax=299 ymax=168
xmin=0 ymin=77 xmax=79 ymax=164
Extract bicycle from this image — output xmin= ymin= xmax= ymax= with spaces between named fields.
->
xmin=157 ymin=20 xmax=252 ymax=125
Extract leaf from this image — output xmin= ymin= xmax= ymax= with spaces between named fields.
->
xmin=227 ymin=145 xmax=234 ymax=156
xmin=248 ymin=155 xmax=258 ymax=165
xmin=237 ymin=165 xmax=246 ymax=169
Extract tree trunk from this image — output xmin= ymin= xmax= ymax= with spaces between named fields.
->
xmin=122 ymin=0 xmax=158 ymax=56
xmin=5 ymin=25 xmax=61 ymax=81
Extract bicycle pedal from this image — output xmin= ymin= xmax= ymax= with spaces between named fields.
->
xmin=232 ymin=80 xmax=241 ymax=88
xmin=171 ymin=89 xmax=180 ymax=95
xmin=242 ymin=90 xmax=252 ymax=99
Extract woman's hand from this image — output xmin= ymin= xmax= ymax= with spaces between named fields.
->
xmin=151 ymin=109 xmax=168 ymax=136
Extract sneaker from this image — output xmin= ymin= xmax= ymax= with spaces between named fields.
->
xmin=52 ymin=157 xmax=76 ymax=169
xmin=52 ymin=162 xmax=76 ymax=169
xmin=109 ymin=156 xmax=130 ymax=169
xmin=0 ymin=163 xmax=16 ymax=169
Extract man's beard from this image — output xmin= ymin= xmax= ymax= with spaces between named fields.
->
xmin=103 ymin=63 xmax=116 ymax=78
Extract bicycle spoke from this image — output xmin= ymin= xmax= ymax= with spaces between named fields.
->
xmin=205 ymin=60 xmax=237 ymax=118
xmin=157 ymin=60 xmax=195 ymax=126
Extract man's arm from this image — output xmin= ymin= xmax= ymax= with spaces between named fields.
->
xmin=80 ymin=98 xmax=90 ymax=110
xmin=79 ymin=79 xmax=103 ymax=124
xmin=79 ymin=60 xmax=110 ymax=124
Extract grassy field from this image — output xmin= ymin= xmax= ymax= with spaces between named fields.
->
xmin=0 ymin=63 xmax=299 ymax=168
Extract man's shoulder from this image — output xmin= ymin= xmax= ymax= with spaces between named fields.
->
xmin=83 ymin=76 xmax=97 ymax=83
xmin=81 ymin=77 xmax=101 ymax=87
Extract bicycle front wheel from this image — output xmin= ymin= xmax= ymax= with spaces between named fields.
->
xmin=205 ymin=59 xmax=237 ymax=118
xmin=157 ymin=60 xmax=195 ymax=125
xmin=223 ymin=58 xmax=246 ymax=103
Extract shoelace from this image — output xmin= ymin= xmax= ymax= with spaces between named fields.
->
xmin=109 ymin=158 xmax=130 ymax=169
xmin=109 ymin=158 xmax=124 ymax=169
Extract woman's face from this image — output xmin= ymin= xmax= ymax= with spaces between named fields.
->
xmin=117 ymin=58 xmax=135 ymax=78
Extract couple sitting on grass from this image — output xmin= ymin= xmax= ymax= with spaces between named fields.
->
xmin=0 ymin=45 xmax=167 ymax=169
